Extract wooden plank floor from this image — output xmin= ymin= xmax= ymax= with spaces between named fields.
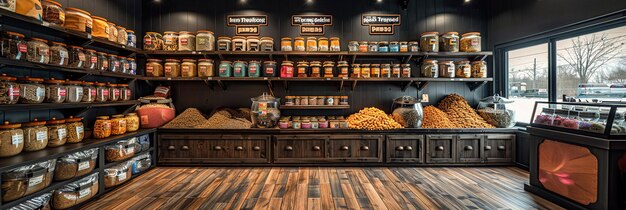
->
xmin=82 ymin=167 xmax=563 ymax=210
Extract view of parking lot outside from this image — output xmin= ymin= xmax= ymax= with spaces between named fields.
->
xmin=508 ymin=44 xmax=549 ymax=123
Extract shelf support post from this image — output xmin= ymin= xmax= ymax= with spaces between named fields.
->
xmin=351 ymin=80 xmax=358 ymax=91
xmin=216 ymin=80 xmax=226 ymax=90
xmin=416 ymin=81 xmax=429 ymax=91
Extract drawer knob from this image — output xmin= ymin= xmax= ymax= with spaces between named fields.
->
xmin=464 ymin=146 xmax=473 ymax=151
xmin=181 ymin=146 xmax=189 ymax=150
xmin=167 ymin=146 xmax=175 ymax=150
xmin=485 ymin=146 xmax=492 ymax=150
xmin=435 ymin=146 xmax=444 ymax=151
xmin=497 ymin=146 xmax=506 ymax=151
xmin=360 ymin=146 xmax=369 ymax=151
xmin=396 ymin=146 xmax=404 ymax=151
xmin=214 ymin=146 xmax=222 ymax=151
xmin=285 ymin=146 xmax=293 ymax=151
xmin=235 ymin=146 xmax=244 ymax=151
xmin=405 ymin=146 xmax=413 ymax=151
xmin=312 ymin=146 xmax=321 ymax=151
xmin=253 ymin=146 xmax=261 ymax=151
xmin=340 ymin=146 xmax=349 ymax=151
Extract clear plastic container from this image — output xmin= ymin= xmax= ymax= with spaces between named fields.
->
xmin=49 ymin=42 xmax=69 ymax=66
xmin=217 ymin=37 xmax=231 ymax=51
xmin=84 ymin=49 xmax=97 ymax=70
xmin=281 ymin=37 xmax=293 ymax=51
xmin=260 ymin=37 xmax=274 ymax=51
xmin=131 ymin=153 xmax=152 ymax=174
xmin=64 ymin=8 xmax=92 ymax=34
xmin=181 ymin=59 xmax=197 ymax=78
xmin=247 ymin=36 xmax=260 ymax=51
xmin=23 ymin=119 xmax=48 ymax=152
xmin=127 ymin=30 xmax=137 ymax=47
xmin=54 ymin=149 xmax=97 ymax=181
xmin=310 ymin=61 xmax=322 ymax=78
xmin=196 ymin=30 xmax=215 ymax=51
xmin=96 ymin=52 xmax=108 ymax=71
xmin=105 ymin=140 xmax=135 ymax=161
xmin=351 ymin=64 xmax=361 ymax=78
xmin=51 ymin=173 xmax=99 ymax=209
xmin=460 ymin=32 xmax=481 ymax=52
xmin=370 ymin=64 xmax=381 ymax=78
xmin=420 ymin=32 xmax=439 ymax=52
xmin=42 ymin=0 xmax=65 ymax=26
xmin=108 ymin=83 xmax=120 ymax=102
xmin=233 ymin=61 xmax=247 ymax=77
xmin=81 ymin=81 xmax=96 ymax=102
xmin=110 ymin=114 xmax=127 ymax=135
xmin=8 ymin=193 xmax=52 ymax=210
xmin=163 ymin=31 xmax=178 ymax=51
xmin=198 ymin=59 xmax=215 ymax=77
xmin=297 ymin=61 xmax=309 ymax=78
xmin=44 ymin=78 xmax=66 ymax=103
xmin=0 ymin=74 xmax=19 ymax=105
xmin=104 ymin=161 xmax=131 ymax=188
xmin=318 ymin=37 xmax=329 ymax=51
xmin=368 ymin=42 xmax=379 ymax=52
xmin=17 ymin=77 xmax=45 ymax=104
xmin=27 ymin=38 xmax=50 ymax=64
xmin=146 ymin=59 xmax=164 ymax=77
xmin=361 ymin=64 xmax=371 ymax=78
xmin=116 ymin=26 xmax=128 ymax=45
xmin=128 ymin=58 xmax=137 ymax=75
xmin=107 ymin=22 xmax=118 ymax=42
xmin=178 ymin=31 xmax=196 ymax=51
xmin=401 ymin=64 xmax=411 ymax=78
xmin=108 ymin=54 xmax=120 ymax=72
xmin=93 ymin=116 xmax=111 ymax=139
xmin=399 ymin=42 xmax=409 ymax=52
xmin=143 ymin=32 xmax=163 ymax=51
xmin=421 ymin=60 xmax=439 ymax=78
xmin=119 ymin=84 xmax=131 ymax=101
xmin=378 ymin=41 xmax=389 ymax=52
xmin=95 ymin=82 xmax=109 ymax=102
xmin=65 ymin=116 xmax=84 ymax=143
xmin=65 ymin=80 xmax=83 ymax=103
xmin=68 ymin=46 xmax=86 ymax=68
xmin=471 ymin=60 xmax=487 ymax=78
xmin=0 ymin=121 xmax=24 ymax=158
xmin=438 ymin=60 xmax=455 ymax=78
xmin=348 ymin=41 xmax=359 ymax=52
xmin=248 ymin=60 xmax=261 ymax=77
xmin=1 ymin=32 xmax=27 ymax=60
xmin=409 ymin=41 xmax=419 ymax=52
xmin=2 ymin=160 xmax=55 ymax=202
xmin=359 ymin=41 xmax=368 ymax=52
xmin=294 ymin=37 xmax=305 ymax=51
xmin=330 ymin=37 xmax=340 ymax=51
xmin=323 ymin=61 xmax=336 ymax=78
xmin=46 ymin=118 xmax=67 ymax=147
xmin=455 ymin=60 xmax=471 ymax=78
xmin=440 ymin=32 xmax=459 ymax=52
xmin=381 ymin=64 xmax=391 ymax=78
xmin=337 ymin=61 xmax=349 ymax=78
xmin=392 ymin=64 xmax=401 ymax=78
xmin=91 ymin=16 xmax=109 ymax=39
xmin=232 ymin=36 xmax=246 ymax=51
xmin=119 ymin=56 xmax=130 ymax=74
xmin=125 ymin=113 xmax=139 ymax=132
xmin=389 ymin=42 xmax=400 ymax=52
xmin=307 ymin=37 xmax=318 ymax=51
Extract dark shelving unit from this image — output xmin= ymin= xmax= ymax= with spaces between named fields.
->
xmin=0 ymin=100 xmax=140 ymax=112
xmin=0 ymin=58 xmax=141 ymax=80
xmin=280 ymin=105 xmax=351 ymax=110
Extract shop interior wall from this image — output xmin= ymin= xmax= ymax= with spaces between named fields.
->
xmin=141 ymin=0 xmax=490 ymax=114
xmin=0 ymin=0 xmax=142 ymax=125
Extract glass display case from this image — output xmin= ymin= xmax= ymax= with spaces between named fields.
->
xmin=531 ymin=101 xmax=626 ymax=138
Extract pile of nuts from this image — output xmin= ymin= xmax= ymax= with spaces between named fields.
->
xmin=422 ymin=106 xmax=455 ymax=128
xmin=347 ymin=107 xmax=402 ymax=130
xmin=438 ymin=93 xmax=495 ymax=128
xmin=162 ymin=108 xmax=208 ymax=128
xmin=196 ymin=111 xmax=252 ymax=129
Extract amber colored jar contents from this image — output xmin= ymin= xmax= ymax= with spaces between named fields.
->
xmin=93 ymin=116 xmax=111 ymax=139
xmin=164 ymin=59 xmax=181 ymax=77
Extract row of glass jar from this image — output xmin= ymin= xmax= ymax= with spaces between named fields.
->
xmin=143 ymin=31 xmax=216 ymax=51
xmin=38 ymin=1 xmax=137 ymax=47
xmin=284 ymin=96 xmax=349 ymax=106
xmin=217 ymin=36 xmax=274 ymax=51
xmin=278 ymin=116 xmax=349 ymax=129
xmin=348 ymin=41 xmax=419 ymax=53
xmin=280 ymin=37 xmax=341 ymax=52
xmin=0 ymin=31 xmax=137 ymax=74
xmin=0 ymin=116 xmax=86 ymax=157
xmin=145 ymin=58 xmax=215 ymax=77
xmin=347 ymin=32 xmax=482 ymax=53
xmin=93 ymin=113 xmax=140 ymax=139
xmin=0 ymin=75 xmax=132 ymax=104
xmin=420 ymin=60 xmax=487 ymax=78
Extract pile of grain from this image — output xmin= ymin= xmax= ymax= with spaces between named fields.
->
xmin=347 ymin=107 xmax=403 ymax=130
xmin=422 ymin=106 xmax=455 ymax=128
xmin=438 ymin=94 xmax=495 ymax=128
xmin=162 ymin=108 xmax=208 ymax=128
xmin=196 ymin=111 xmax=252 ymax=129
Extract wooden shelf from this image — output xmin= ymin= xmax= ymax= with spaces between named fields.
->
xmin=0 ymin=58 xmax=142 ymax=80
xmin=0 ymin=100 xmax=140 ymax=112
xmin=280 ymin=105 xmax=350 ymax=110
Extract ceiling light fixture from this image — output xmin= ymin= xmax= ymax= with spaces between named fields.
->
xmin=306 ymin=0 xmax=313 ymax=3
xmin=377 ymin=0 xmax=383 ymax=2
xmin=464 ymin=0 xmax=470 ymax=3
xmin=240 ymin=0 xmax=246 ymax=4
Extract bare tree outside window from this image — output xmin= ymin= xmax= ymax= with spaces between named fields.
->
xmin=558 ymin=34 xmax=623 ymax=84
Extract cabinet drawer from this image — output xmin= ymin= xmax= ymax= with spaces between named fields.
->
xmin=386 ymin=135 xmax=423 ymax=163
xmin=485 ymin=134 xmax=515 ymax=163
xmin=328 ymin=139 xmax=380 ymax=161
xmin=158 ymin=134 xmax=270 ymax=164
xmin=457 ymin=134 xmax=483 ymax=163
xmin=426 ymin=135 xmax=455 ymax=163
xmin=274 ymin=135 xmax=326 ymax=162
xmin=158 ymin=139 xmax=196 ymax=163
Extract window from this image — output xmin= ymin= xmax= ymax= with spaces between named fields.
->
xmin=507 ymin=44 xmax=549 ymax=123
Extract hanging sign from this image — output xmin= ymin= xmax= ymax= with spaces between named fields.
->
xmin=361 ymin=14 xmax=401 ymax=35
xmin=227 ymin=15 xmax=268 ymax=36
xmin=292 ymin=15 xmax=333 ymax=35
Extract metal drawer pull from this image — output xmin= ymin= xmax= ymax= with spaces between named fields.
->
xmin=167 ymin=146 xmax=175 ymax=150
xmin=497 ymin=146 xmax=506 ymax=151
xmin=214 ymin=146 xmax=222 ymax=151
xmin=361 ymin=146 xmax=369 ymax=151
xmin=464 ymin=146 xmax=473 ymax=151
xmin=312 ymin=146 xmax=321 ymax=151
xmin=285 ymin=146 xmax=293 ymax=151
xmin=181 ymin=146 xmax=189 ymax=150
xmin=435 ymin=146 xmax=444 ymax=151
xmin=235 ymin=146 xmax=244 ymax=151
xmin=485 ymin=146 xmax=492 ymax=150
xmin=340 ymin=146 xmax=349 ymax=151
xmin=396 ymin=146 xmax=404 ymax=151
xmin=253 ymin=146 xmax=261 ymax=151
xmin=405 ymin=146 xmax=413 ymax=151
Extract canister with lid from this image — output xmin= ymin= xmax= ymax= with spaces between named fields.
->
xmin=232 ymin=36 xmax=246 ymax=51
xmin=116 ymin=26 xmax=128 ymax=45
xmin=233 ymin=61 xmax=248 ymax=77
xmin=378 ymin=41 xmax=389 ymax=52
xmin=281 ymin=37 xmax=293 ymax=51
xmin=337 ymin=61 xmax=349 ymax=78
xmin=440 ymin=32 xmax=459 ymax=52
xmin=348 ymin=41 xmax=359 ymax=52
xmin=96 ymin=52 xmax=108 ymax=71
xmin=217 ymin=37 xmax=232 ymax=51
xmin=219 ymin=61 xmax=233 ymax=77
xmin=2 ymin=32 xmax=28 ymax=60
xmin=455 ymin=60 xmax=471 ymax=78
xmin=371 ymin=64 xmax=381 ymax=78
xmin=46 ymin=118 xmax=67 ymax=147
xmin=196 ymin=30 xmax=215 ymax=51
xmin=84 ymin=49 xmax=97 ymax=70
xmin=17 ymin=77 xmax=45 ymax=104
xmin=93 ymin=116 xmax=111 ymax=139
xmin=65 ymin=80 xmax=83 ymax=103
xmin=391 ymin=64 xmax=401 ymax=78
xmin=358 ymin=41 xmax=368 ymax=52
xmin=128 ymin=58 xmax=137 ymax=75
xmin=438 ymin=60 xmax=455 ymax=78
xmin=399 ymin=42 xmax=409 ymax=52
xmin=64 ymin=8 xmax=92 ymax=34
xmin=409 ymin=41 xmax=419 ymax=52
xmin=401 ymin=64 xmax=412 ymax=78
xmin=389 ymin=42 xmax=400 ymax=52
xmin=22 ymin=119 xmax=47 ymax=152
xmin=461 ymin=32 xmax=482 ymax=52
xmin=143 ymin=32 xmax=163 ymax=51
xmin=125 ymin=113 xmax=139 ymax=132
xmin=297 ymin=61 xmax=309 ymax=78
xmin=181 ymin=59 xmax=197 ymax=78
xmin=127 ymin=30 xmax=137 ymax=48
xmin=260 ymin=37 xmax=274 ymax=51
xmin=146 ymin=59 xmax=163 ymax=77
xmin=471 ymin=60 xmax=487 ymax=78
xmin=0 ymin=74 xmax=19 ymax=105
xmin=381 ymin=64 xmax=392 ymax=78
xmin=368 ymin=42 xmax=379 ymax=52
xmin=294 ymin=37 xmax=305 ymax=51
xmin=107 ymin=83 xmax=120 ymax=101
xmin=27 ymin=38 xmax=50 ymax=64
xmin=280 ymin=61 xmax=294 ymax=78
xmin=310 ymin=61 xmax=322 ymax=78
xmin=178 ymin=31 xmax=196 ymax=51
xmin=0 ymin=121 xmax=24 ymax=157
xmin=420 ymin=32 xmax=439 ymax=52
xmin=323 ymin=61 xmax=336 ymax=78
xmin=68 ymin=46 xmax=86 ymax=68
xmin=65 ymin=116 xmax=84 ymax=143
xmin=351 ymin=64 xmax=361 ymax=78
xmin=108 ymin=22 xmax=118 ymax=42
xmin=361 ymin=64 xmax=371 ymax=78
xmin=44 ymin=78 xmax=66 ymax=103
xmin=421 ymin=60 xmax=439 ymax=78
xmin=262 ymin=61 xmax=277 ymax=77
xmin=107 ymin=54 xmax=120 ymax=72
xmin=119 ymin=84 xmax=131 ymax=101
xmin=330 ymin=37 xmax=341 ymax=51
xmin=81 ymin=81 xmax=96 ymax=102
xmin=198 ymin=59 xmax=215 ymax=77
xmin=318 ymin=37 xmax=329 ymax=51
xmin=95 ymin=82 xmax=109 ymax=102
xmin=110 ymin=115 xmax=127 ymax=135
xmin=49 ymin=42 xmax=68 ymax=66
xmin=247 ymin=36 xmax=260 ymax=51
xmin=248 ymin=61 xmax=261 ymax=77
xmin=42 ymin=0 xmax=65 ymax=26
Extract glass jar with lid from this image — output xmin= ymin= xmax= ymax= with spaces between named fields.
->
xmin=378 ymin=41 xmax=389 ymax=52
xmin=23 ymin=119 xmax=48 ymax=152
xmin=250 ymin=93 xmax=281 ymax=128
xmin=178 ymin=31 xmax=196 ymax=51
xmin=294 ymin=37 xmax=305 ymax=51
xmin=108 ymin=83 xmax=120 ymax=102
xmin=438 ymin=60 xmax=455 ymax=78
xmin=440 ymin=32 xmax=459 ymax=52
xmin=351 ymin=64 xmax=361 ymax=78
xmin=284 ymin=96 xmax=294 ymax=106
xmin=68 ymin=46 xmax=86 ymax=68
xmin=455 ymin=60 xmax=471 ymax=78
xmin=399 ymin=42 xmax=409 ymax=52
xmin=196 ymin=30 xmax=215 ymax=51
xmin=247 ymin=36 xmax=260 ymax=51
xmin=330 ymin=37 xmax=341 ymax=51
xmin=107 ymin=22 xmax=118 ymax=42
xmin=44 ymin=78 xmax=66 ymax=103
xmin=64 ymin=8 xmax=92 ymax=34
xmin=46 ymin=118 xmax=67 ymax=147
xmin=84 ymin=49 xmax=97 ymax=70
xmin=164 ymin=59 xmax=181 ymax=77
xmin=318 ymin=37 xmax=329 ymax=51
xmin=348 ymin=41 xmax=359 ymax=52
xmin=381 ymin=64 xmax=392 ymax=78
xmin=143 ymin=32 xmax=163 ymax=51
xmin=262 ymin=61 xmax=277 ymax=77
xmin=389 ymin=42 xmax=400 ymax=52
xmin=391 ymin=96 xmax=424 ymax=128
xmin=81 ymin=81 xmax=96 ymax=102
xmin=280 ymin=61 xmax=294 ymax=78
xmin=401 ymin=64 xmax=411 ymax=78
xmin=340 ymin=96 xmax=349 ymax=105
xmin=260 ymin=37 xmax=274 ymax=51
xmin=95 ymin=82 xmax=109 ymax=102
xmin=0 ymin=74 xmax=19 ymax=104
xmin=296 ymin=61 xmax=309 ymax=78
xmin=65 ymin=80 xmax=83 ymax=103
xmin=146 ymin=59 xmax=163 ymax=77
xmin=421 ymin=60 xmax=439 ymax=78
xmin=65 ymin=116 xmax=84 ymax=143
xmin=91 ymin=16 xmax=109 ymax=39
xmin=96 ymin=52 xmax=108 ymax=71
xmin=2 ymin=32 xmax=28 ymax=60
xmin=248 ymin=60 xmax=261 ymax=77
xmin=361 ymin=64 xmax=371 ymax=78
xmin=125 ymin=113 xmax=139 ymax=132
xmin=310 ymin=61 xmax=322 ymax=78
xmin=281 ymin=37 xmax=293 ymax=51
xmin=232 ymin=36 xmax=246 ymax=51
xmin=181 ymin=59 xmax=197 ymax=78
xmin=358 ymin=41 xmax=368 ymax=52
xmin=233 ymin=61 xmax=248 ymax=77
xmin=337 ymin=61 xmax=349 ymax=78
xmin=217 ymin=36 xmax=232 ymax=51
xmin=371 ymin=64 xmax=381 ymax=78
xmin=42 ymin=0 xmax=65 ymax=26
xmin=198 ymin=59 xmax=215 ymax=77
xmin=119 ymin=84 xmax=131 ymax=101
xmin=49 ymin=42 xmax=68 ymax=66
xmin=93 ymin=116 xmax=111 ymax=139
xmin=163 ymin=31 xmax=178 ymax=51
xmin=17 ymin=77 xmax=45 ymax=104
xmin=368 ymin=42 xmax=379 ymax=52
xmin=420 ymin=32 xmax=439 ymax=52
xmin=128 ymin=58 xmax=137 ymax=75
xmin=323 ymin=61 xmax=336 ymax=78
xmin=219 ymin=61 xmax=233 ymax=77
xmin=391 ymin=64 xmax=401 ymax=78
xmin=108 ymin=54 xmax=120 ymax=72
xmin=461 ymin=32 xmax=482 ymax=52
xmin=27 ymin=38 xmax=50 ymax=64
xmin=477 ymin=94 xmax=516 ymax=128
xmin=409 ymin=41 xmax=419 ymax=52
xmin=0 ymin=121 xmax=24 ymax=157
xmin=471 ymin=60 xmax=487 ymax=78
xmin=111 ymin=115 xmax=127 ymax=135
xmin=127 ymin=30 xmax=137 ymax=48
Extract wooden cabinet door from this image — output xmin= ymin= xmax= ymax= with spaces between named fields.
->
xmin=457 ymin=134 xmax=484 ymax=163
xmin=386 ymin=135 xmax=423 ymax=163
xmin=426 ymin=135 xmax=456 ymax=163
xmin=274 ymin=135 xmax=326 ymax=163
xmin=328 ymin=135 xmax=382 ymax=162
xmin=485 ymin=134 xmax=515 ymax=163
xmin=158 ymin=134 xmax=270 ymax=164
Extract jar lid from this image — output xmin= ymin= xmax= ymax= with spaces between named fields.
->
xmin=65 ymin=116 xmax=83 ymax=123
xmin=361 ymin=64 xmax=371 ymax=66
xmin=107 ymin=83 xmax=117 ymax=87
xmin=96 ymin=116 xmax=110 ymax=120
xmin=31 ymin=38 xmax=48 ymax=43
xmin=455 ymin=60 xmax=470 ymax=64
xmin=127 ymin=58 xmax=135 ymax=61
xmin=234 ymin=60 xmax=247 ymax=64
xmin=351 ymin=63 xmax=360 ymax=67
xmin=147 ymin=59 xmax=162 ymax=62
xmin=263 ymin=61 xmax=276 ymax=64
xmin=371 ymin=64 xmax=381 ymax=67
xmin=6 ymin=31 xmax=25 ymax=38
xmin=389 ymin=41 xmax=398 ymax=44
xmin=24 ymin=119 xmax=46 ymax=127
xmin=179 ymin=31 xmax=194 ymax=35
xmin=218 ymin=36 xmax=232 ymax=40
xmin=318 ymin=37 xmax=328 ymax=40
xmin=127 ymin=30 xmax=135 ymax=33
xmin=97 ymin=52 xmax=107 ymax=55
xmin=197 ymin=30 xmax=213 ymax=34
xmin=182 ymin=59 xmax=197 ymax=62
xmin=44 ymin=78 xmax=65 ymax=84
xmin=439 ymin=60 xmax=454 ymax=63
xmin=163 ymin=31 xmax=178 ymax=34
xmin=112 ymin=114 xmax=124 ymax=118
xmin=233 ymin=36 xmax=245 ymax=39
xmin=18 ymin=76 xmax=44 ymax=82
xmin=260 ymin=37 xmax=273 ymax=41
xmin=125 ymin=113 xmax=137 ymax=116
xmin=307 ymin=37 xmax=317 ymax=40
xmin=247 ymin=36 xmax=259 ymax=39
xmin=0 ymin=74 xmax=17 ymax=81
xmin=91 ymin=16 xmax=108 ymax=22
xmin=66 ymin=7 xmax=91 ymax=16
xmin=46 ymin=118 xmax=65 ymax=125
xmin=341 ymin=96 xmax=348 ymax=98
xmin=281 ymin=37 xmax=292 ymax=40
xmin=51 ymin=42 xmax=66 ymax=46
xmin=95 ymin=82 xmax=106 ymax=86
xmin=399 ymin=41 xmax=408 ymax=44
xmin=471 ymin=60 xmax=486 ymax=64
xmin=165 ymin=59 xmax=180 ymax=62
xmin=118 ymin=84 xmax=129 ymax=87
xmin=359 ymin=41 xmax=368 ymax=44
xmin=43 ymin=0 xmax=62 ymax=7
xmin=443 ymin=32 xmax=459 ymax=35
xmin=146 ymin=32 xmax=159 ymax=35
xmin=330 ymin=37 xmax=340 ymax=40
xmin=294 ymin=37 xmax=304 ymax=40
xmin=379 ymin=41 xmax=389 ymax=44
xmin=116 ymin=26 xmax=126 ymax=30
xmin=0 ymin=121 xmax=21 ymax=129
xmin=85 ymin=49 xmax=96 ymax=52
xmin=409 ymin=41 xmax=419 ymax=44
xmin=462 ymin=32 xmax=481 ymax=36
xmin=423 ymin=59 xmax=438 ymax=63
xmin=82 ymin=81 xmax=94 ymax=85
xmin=220 ymin=61 xmax=232 ymax=63
xmin=421 ymin=31 xmax=439 ymax=36
xmin=65 ymin=80 xmax=82 ymax=85
xmin=198 ymin=59 xmax=213 ymax=62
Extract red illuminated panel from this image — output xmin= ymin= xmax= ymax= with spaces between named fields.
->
xmin=539 ymin=140 xmax=598 ymax=205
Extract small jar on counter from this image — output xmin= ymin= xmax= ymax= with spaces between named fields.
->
xmin=93 ymin=116 xmax=111 ymax=139
xmin=17 ymin=77 xmax=45 ymax=104
xmin=0 ymin=74 xmax=19 ymax=105
xmin=0 ymin=121 xmax=24 ymax=157
xmin=22 ymin=119 xmax=48 ymax=152
xmin=421 ymin=60 xmax=439 ymax=78
xmin=323 ymin=61 xmax=335 ymax=78
xmin=351 ymin=64 xmax=361 ymax=78
xmin=178 ymin=31 xmax=196 ymax=51
xmin=96 ymin=52 xmax=108 ymax=71
xmin=409 ymin=41 xmax=419 ymax=52
xmin=143 ymin=32 xmax=163 ymax=51
xmin=68 ymin=46 xmax=86 ymax=68
xmin=248 ymin=60 xmax=261 ymax=77
xmin=108 ymin=54 xmax=120 ymax=72
xmin=471 ymin=60 xmax=487 ymax=78
xmin=368 ymin=42 xmax=379 ymax=52
xmin=330 ymin=37 xmax=341 ymax=51
xmin=110 ymin=115 xmax=127 ymax=135
xmin=65 ymin=116 xmax=84 ymax=143
xmin=2 ymin=32 xmax=28 ymax=60
xmin=461 ymin=32 xmax=482 ymax=52
xmin=280 ymin=61 xmax=294 ymax=78
xmin=337 ymin=61 xmax=349 ymax=78
xmin=125 ymin=113 xmax=139 ymax=132
xmin=361 ymin=64 xmax=371 ymax=78
xmin=218 ymin=61 xmax=233 ymax=77
xmin=116 ymin=26 xmax=128 ymax=45
xmin=358 ymin=41 xmax=368 ymax=52
xmin=95 ymin=82 xmax=109 ymax=102
xmin=84 ymin=49 xmax=97 ymax=70
xmin=399 ymin=42 xmax=409 ymax=52
xmin=198 ymin=59 xmax=215 ymax=77
xmin=49 ymin=42 xmax=69 ymax=66
xmin=196 ymin=30 xmax=215 ymax=51
xmin=281 ymin=37 xmax=293 ymax=51
xmin=371 ymin=64 xmax=381 ymax=78
xmin=217 ymin=37 xmax=232 ymax=51
xmin=181 ymin=59 xmax=197 ymax=78
xmin=233 ymin=60 xmax=247 ymax=77
xmin=108 ymin=83 xmax=120 ymax=102
xmin=391 ymin=64 xmax=401 ymax=78
xmin=127 ymin=30 xmax=137 ymax=48
xmin=81 ymin=81 xmax=96 ymax=102
xmin=420 ymin=32 xmax=439 ymax=52
xmin=348 ymin=41 xmax=359 ymax=52
xmin=310 ymin=61 xmax=322 ymax=78
xmin=438 ymin=60 xmax=455 ymax=78
xmin=46 ymin=118 xmax=67 ymax=148
xmin=108 ymin=22 xmax=118 ymax=42
xmin=297 ymin=61 xmax=309 ymax=78
xmin=232 ymin=36 xmax=246 ymax=51
xmin=401 ymin=64 xmax=412 ymax=78
xmin=163 ymin=31 xmax=179 ymax=51
xmin=389 ymin=42 xmax=400 ymax=52
xmin=381 ymin=64 xmax=392 ymax=78
xmin=455 ymin=60 xmax=471 ymax=78
xmin=42 ymin=0 xmax=65 ymax=26
xmin=262 ymin=61 xmax=277 ymax=77
xmin=440 ymin=32 xmax=459 ymax=52
xmin=65 ymin=80 xmax=84 ymax=103
xmin=146 ymin=59 xmax=164 ymax=77
xmin=247 ymin=36 xmax=260 ymax=51
xmin=260 ymin=37 xmax=274 ymax=51
xmin=378 ymin=41 xmax=389 ymax=52
xmin=27 ymin=38 xmax=50 ymax=64
xmin=44 ymin=78 xmax=67 ymax=103
xmin=118 ymin=84 xmax=131 ymax=101
xmin=318 ymin=37 xmax=329 ymax=51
